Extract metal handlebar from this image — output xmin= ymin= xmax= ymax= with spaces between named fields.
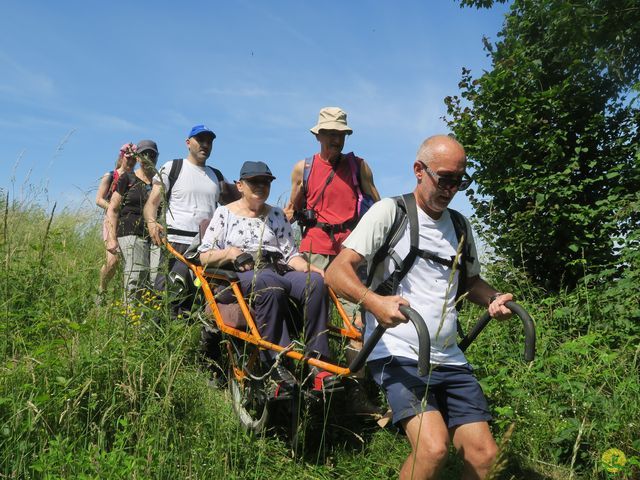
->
xmin=458 ymin=300 xmax=536 ymax=362
xmin=348 ymin=305 xmax=431 ymax=376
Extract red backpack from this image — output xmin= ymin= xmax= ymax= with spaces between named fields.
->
xmin=104 ymin=169 xmax=121 ymax=201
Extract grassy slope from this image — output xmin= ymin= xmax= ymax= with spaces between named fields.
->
xmin=0 ymin=198 xmax=638 ymax=479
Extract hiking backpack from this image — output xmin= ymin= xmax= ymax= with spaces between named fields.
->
xmin=163 ymin=158 xmax=225 ymax=238
xmin=301 ymin=153 xmax=375 ymax=220
xmin=365 ymin=193 xmax=473 ymax=311
xmin=166 ymin=158 xmax=224 ymax=201
xmin=104 ymin=169 xmax=121 ymax=202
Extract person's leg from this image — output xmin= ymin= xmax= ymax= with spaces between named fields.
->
xmin=153 ymin=242 xmax=192 ymax=318
xmin=440 ymin=364 xmax=496 ymax=479
xmin=132 ymin=235 xmax=150 ymax=295
xmin=231 ymin=269 xmax=290 ymax=361
xmin=118 ymin=235 xmax=136 ymax=298
xmin=284 ymin=270 xmax=330 ymax=360
xmin=369 ymin=357 xmax=453 ymax=478
xmin=401 ymin=411 xmax=450 ymax=480
xmin=148 ymin=242 xmax=161 ymax=288
xmin=99 ymin=249 xmax=119 ymax=293
xmin=451 ymin=422 xmax=498 ymax=480
xmin=310 ymin=253 xmax=379 ymax=411
xmin=119 ymin=235 xmax=149 ymax=301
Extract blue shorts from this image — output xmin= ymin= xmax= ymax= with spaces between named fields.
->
xmin=368 ymin=356 xmax=492 ymax=428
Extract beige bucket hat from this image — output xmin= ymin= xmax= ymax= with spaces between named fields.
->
xmin=310 ymin=107 xmax=353 ymax=135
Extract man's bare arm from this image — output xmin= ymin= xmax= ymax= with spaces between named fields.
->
xmin=465 ymin=275 xmax=513 ymax=319
xmin=143 ymin=183 xmax=164 ymax=245
xmin=360 ymin=160 xmax=381 ymax=201
xmin=284 ymin=159 xmax=305 ymax=222
xmin=95 ymin=173 xmax=111 ymax=210
xmin=325 ymin=249 xmax=409 ymax=329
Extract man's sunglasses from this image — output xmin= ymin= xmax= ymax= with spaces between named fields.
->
xmin=419 ymin=161 xmax=472 ymax=191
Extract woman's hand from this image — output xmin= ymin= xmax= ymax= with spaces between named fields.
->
xmin=106 ymin=239 xmax=120 ymax=255
xmin=147 ymin=221 xmax=164 ymax=246
xmin=309 ymin=264 xmax=325 ymax=278
xmin=287 ymin=255 xmax=320 ymax=274
xmin=228 ymin=247 xmax=254 ymax=271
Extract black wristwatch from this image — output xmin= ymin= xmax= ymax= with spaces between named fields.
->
xmin=489 ymin=292 xmax=503 ymax=305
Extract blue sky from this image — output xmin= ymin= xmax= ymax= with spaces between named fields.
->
xmin=0 ymin=0 xmax=509 ymax=216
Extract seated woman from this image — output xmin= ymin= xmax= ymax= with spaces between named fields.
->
xmin=198 ymin=161 xmax=338 ymax=391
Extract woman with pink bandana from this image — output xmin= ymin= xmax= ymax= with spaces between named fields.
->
xmin=95 ymin=143 xmax=137 ymax=303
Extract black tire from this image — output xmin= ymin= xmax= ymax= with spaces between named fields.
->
xmin=228 ymin=342 xmax=270 ymax=434
xmin=229 ymin=375 xmax=270 ymax=434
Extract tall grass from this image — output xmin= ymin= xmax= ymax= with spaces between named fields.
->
xmin=0 ymin=192 xmax=638 ymax=479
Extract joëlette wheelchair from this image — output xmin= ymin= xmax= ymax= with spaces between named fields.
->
xmin=165 ymin=242 xmax=536 ymax=438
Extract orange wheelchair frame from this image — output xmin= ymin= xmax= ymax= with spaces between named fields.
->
xmin=165 ymin=241 xmax=419 ymax=437
xmin=166 ymin=243 xmax=362 ymax=376
xmin=164 ymin=242 xmax=535 ymax=437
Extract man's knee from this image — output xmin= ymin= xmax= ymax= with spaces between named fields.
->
xmin=462 ymin=438 xmax=498 ymax=470
xmin=414 ymin=437 xmax=449 ymax=465
xmin=404 ymin=413 xmax=450 ymax=465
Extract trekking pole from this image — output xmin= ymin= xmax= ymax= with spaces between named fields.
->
xmin=348 ymin=305 xmax=431 ymax=376
xmin=458 ymin=301 xmax=536 ymax=362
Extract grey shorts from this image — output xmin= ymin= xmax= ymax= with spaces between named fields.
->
xmin=368 ymin=356 xmax=492 ymax=428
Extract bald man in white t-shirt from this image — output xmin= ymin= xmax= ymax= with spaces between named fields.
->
xmin=326 ymin=135 xmax=515 ymax=480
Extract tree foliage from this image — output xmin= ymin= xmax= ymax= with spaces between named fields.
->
xmin=446 ymin=0 xmax=640 ymax=291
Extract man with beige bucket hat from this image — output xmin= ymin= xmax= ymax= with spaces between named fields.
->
xmin=286 ymin=106 xmax=381 ymax=414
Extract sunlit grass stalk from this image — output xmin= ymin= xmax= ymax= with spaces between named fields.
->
xmin=37 ymin=202 xmax=56 ymax=270
xmin=568 ymin=416 xmax=587 ymax=480
xmin=2 ymin=191 xmax=9 ymax=360
xmin=486 ymin=422 xmax=515 ymax=480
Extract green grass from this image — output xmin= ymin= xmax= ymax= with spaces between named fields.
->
xmin=0 ymin=192 xmax=638 ymax=479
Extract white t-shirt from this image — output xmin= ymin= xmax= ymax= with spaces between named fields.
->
xmin=198 ymin=205 xmax=300 ymax=264
xmin=154 ymin=159 xmax=227 ymax=245
xmin=342 ymin=197 xmax=481 ymax=365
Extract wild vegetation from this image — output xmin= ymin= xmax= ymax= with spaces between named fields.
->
xmin=1 ymin=3 xmax=638 ymax=477
xmin=0 ymin=189 xmax=638 ymax=479
xmin=448 ymin=0 xmax=640 ymax=291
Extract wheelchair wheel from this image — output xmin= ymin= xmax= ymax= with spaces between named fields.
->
xmin=228 ymin=341 xmax=270 ymax=434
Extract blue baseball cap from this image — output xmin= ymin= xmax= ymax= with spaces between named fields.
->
xmin=188 ymin=124 xmax=216 ymax=140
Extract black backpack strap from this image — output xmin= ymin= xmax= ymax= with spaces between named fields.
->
xmin=372 ymin=193 xmax=419 ymax=296
xmin=448 ymin=208 xmax=473 ymax=311
xmin=415 ymin=250 xmax=457 ymax=269
xmin=166 ymin=158 xmax=183 ymax=201
xmin=365 ymin=196 xmax=406 ymax=288
xmin=206 ymin=166 xmax=224 ymax=184
xmin=387 ymin=193 xmax=420 ymax=293
xmin=301 ymin=156 xmax=314 ymax=211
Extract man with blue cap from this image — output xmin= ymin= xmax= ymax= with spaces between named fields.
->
xmin=144 ymin=124 xmax=239 ymax=301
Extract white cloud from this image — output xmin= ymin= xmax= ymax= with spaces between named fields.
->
xmin=0 ymin=51 xmax=55 ymax=98
xmin=0 ymin=114 xmax=70 ymax=130
xmin=85 ymin=113 xmax=140 ymax=132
